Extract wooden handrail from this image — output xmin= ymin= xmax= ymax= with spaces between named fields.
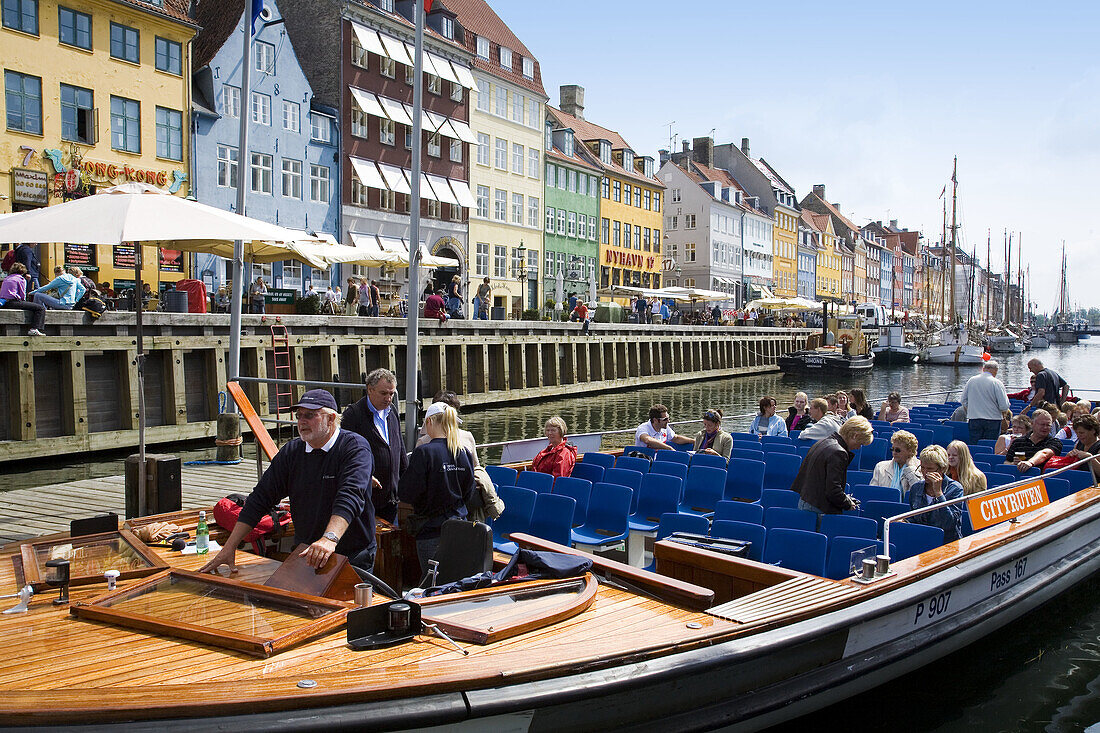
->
xmin=226 ymin=381 xmax=279 ymax=461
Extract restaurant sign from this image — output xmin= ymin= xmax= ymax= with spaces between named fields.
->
xmin=11 ymin=167 xmax=48 ymax=206
xmin=64 ymin=243 xmax=98 ymax=272
xmin=966 ymin=478 xmax=1049 ymax=531
xmin=159 ymin=248 xmax=183 ymax=273
xmin=114 ymin=245 xmax=136 ymax=269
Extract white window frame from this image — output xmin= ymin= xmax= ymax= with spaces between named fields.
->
xmin=251 ymin=92 xmax=270 ymax=125
xmin=427 ymin=133 xmax=441 ymax=158
xmin=499 ymin=46 xmax=511 ymax=69
xmin=512 ymin=142 xmax=523 ymax=174
xmin=254 ymin=41 xmax=275 ymax=74
xmin=567 ymin=212 xmax=576 ymax=237
xmin=281 ymin=158 xmax=302 ymax=199
xmin=476 ymin=133 xmax=490 ymax=165
xmin=495 ymin=86 xmax=507 ymax=117
xmin=493 ymin=245 xmax=507 ymax=277
xmin=250 ymin=152 xmax=272 ymax=195
xmin=522 ymin=57 xmax=534 ymax=79
xmin=222 ymin=85 xmax=240 ymax=118
xmin=379 ymin=118 xmax=395 ymax=146
xmin=494 ymin=138 xmax=507 ymax=169
xmin=449 ymin=138 xmax=462 ymax=163
xmin=512 ymin=92 xmax=524 ymax=123
xmin=476 ymin=242 xmax=489 ymax=276
xmin=511 ymin=192 xmax=523 ymax=224
xmin=494 ymin=188 xmax=507 ymax=221
xmin=310 ymin=113 xmax=331 ymax=143
xmin=527 ymin=196 xmax=539 ymax=228
xmin=309 ymin=164 xmax=329 ymax=203
xmin=282 ymin=100 xmax=300 ymax=132
xmin=217 ymin=145 xmax=238 ymax=188
xmin=351 ymin=108 xmax=369 ymax=138
xmin=476 ymin=36 xmax=489 ymax=60
xmin=545 ymin=206 xmax=554 ymax=232
xmin=476 ymin=185 xmax=490 ymax=218
xmin=528 ymin=148 xmax=539 ymax=178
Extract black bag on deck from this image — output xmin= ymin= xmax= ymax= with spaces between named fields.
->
xmin=76 ymin=292 xmax=107 ymax=320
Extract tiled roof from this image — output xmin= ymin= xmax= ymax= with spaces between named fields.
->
xmin=192 ymin=0 xmax=242 ymax=69
xmin=442 ymin=0 xmax=546 ymax=97
xmin=803 ymin=192 xmax=862 ymax=237
xmin=753 ymin=157 xmax=795 ymax=196
xmin=549 ymin=105 xmax=658 ymax=186
xmin=112 ymin=0 xmax=196 ymax=27
xmin=545 ymin=108 xmax=606 ymax=174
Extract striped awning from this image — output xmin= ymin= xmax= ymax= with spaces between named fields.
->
xmin=350 ymin=22 xmax=387 ymax=58
xmin=348 ymin=157 xmax=386 ymax=190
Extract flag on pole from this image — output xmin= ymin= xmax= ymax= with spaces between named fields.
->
xmin=939 ymin=184 xmax=946 ymax=199
xmin=425 ymin=0 xmax=434 ymax=11
xmin=251 ymin=0 xmax=264 ymax=35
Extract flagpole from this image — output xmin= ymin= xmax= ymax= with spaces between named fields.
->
xmin=404 ymin=0 xmax=427 ymax=448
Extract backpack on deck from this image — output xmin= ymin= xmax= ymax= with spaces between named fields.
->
xmin=0 ymin=248 xmax=14 ymax=273
xmin=213 ymin=493 xmax=292 ymax=555
xmin=76 ymin=292 xmax=108 ymax=320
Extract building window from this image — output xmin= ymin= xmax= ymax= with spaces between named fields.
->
xmin=578 ymin=214 xmax=587 ymax=240
xmin=476 ymin=242 xmax=489 ymax=275
xmin=527 ymin=148 xmax=539 ymax=179
xmin=546 ymin=163 xmax=555 ymax=187
xmin=546 ymin=206 xmax=558 ymax=233
xmin=222 ymin=85 xmax=240 ymax=118
xmin=476 ymin=133 xmax=489 ymax=165
xmin=282 ymin=100 xmax=300 ymax=132
xmin=643 ymin=228 xmax=650 ymax=251
xmin=379 ymin=118 xmax=395 ymax=145
xmin=494 ymin=138 xmax=507 ymax=169
xmin=511 ymin=192 xmax=523 ymax=223
xmin=556 ymin=166 xmax=566 ymax=190
xmin=512 ymin=92 xmax=524 ymax=123
xmin=685 ymin=242 xmax=695 ymax=262
xmin=557 ymin=210 xmax=566 ymax=235
xmin=634 ymin=225 xmax=641 ymax=249
xmin=493 ymin=245 xmax=506 ymax=277
xmin=155 ymin=106 xmax=182 ymax=160
xmin=3 ymin=0 xmax=37 ymax=34
xmin=251 ymin=152 xmax=272 ymax=194
xmin=568 ymin=170 xmax=577 ymax=193
xmin=613 ymin=221 xmax=621 ymax=247
xmin=601 ymin=218 xmax=609 ymax=244
xmin=624 ymin=184 xmax=631 ymax=205
xmin=528 ymin=196 xmax=539 ymax=228
xmin=309 ymin=164 xmax=329 ymax=202
xmin=600 ymin=176 xmax=608 ymax=198
xmin=155 ymin=37 xmax=182 ymax=75
xmin=311 ymin=113 xmax=331 ymax=142
xmin=499 ymin=45 xmax=511 ymax=69
xmin=634 ymin=187 xmax=641 ymax=207
xmin=495 ymin=86 xmax=506 ymax=116
xmin=671 ymin=188 xmax=681 ymax=203
xmin=58 ymin=6 xmax=90 ymax=49
xmin=476 ymin=185 xmax=489 ymax=218
xmin=522 ymin=56 xmax=534 ymax=79
xmin=449 ymin=138 xmax=462 ymax=163
xmin=567 ymin=212 xmax=576 ymax=237
xmin=578 ymin=173 xmax=587 ymax=196
xmin=426 ymin=74 xmax=440 ymax=94
xmin=427 ymin=133 xmax=441 ymax=158
xmin=644 ymin=189 xmax=651 ymax=210
xmin=109 ymin=95 xmax=139 ymax=152
xmin=545 ymin=249 xmax=555 ymax=277
xmin=251 ymin=92 xmax=270 ymax=125
xmin=427 ymin=198 xmax=440 ymax=218
xmin=280 ymin=158 xmax=302 ymax=199
xmin=450 ymin=81 xmax=463 ymax=102
xmin=528 ymin=99 xmax=540 ymax=129
xmin=351 ymin=38 xmax=369 ymax=68
xmin=254 ymin=40 xmax=275 ymax=74
xmin=110 ymin=22 xmax=139 ymax=63
xmin=217 ymin=145 xmax=238 ymax=188
xmin=512 ymin=142 xmax=523 ymax=174
xmin=476 ymin=78 xmax=490 ymax=111
xmin=494 ymin=189 xmax=506 ymax=221
xmin=59 ymin=83 xmax=92 ymax=142
xmin=612 ymin=180 xmax=621 ymax=202
xmin=476 ymin=35 xmax=489 ymax=59
xmin=685 ymin=214 xmax=696 ymax=229
xmin=353 ymin=180 xmax=371 ymax=207
xmin=654 ymin=192 xmax=661 ymax=212
xmin=380 ymin=56 xmax=395 ymax=78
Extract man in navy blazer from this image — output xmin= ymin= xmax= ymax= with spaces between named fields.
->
xmin=343 ymin=368 xmax=408 ymax=524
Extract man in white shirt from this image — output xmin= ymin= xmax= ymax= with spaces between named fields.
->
xmin=635 ymin=404 xmax=694 ymax=451
xmin=961 ymin=359 xmax=1010 ymax=443
xmin=797 ymin=398 xmax=845 ymax=443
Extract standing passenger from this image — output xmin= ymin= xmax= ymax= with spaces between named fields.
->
xmin=341 ymin=369 xmax=407 ymax=525
xmin=792 ymin=417 xmax=874 ymax=524
xmin=960 ymin=360 xmax=1010 ymax=443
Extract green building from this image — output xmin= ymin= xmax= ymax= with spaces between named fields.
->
xmin=544 ymin=106 xmax=602 ymax=305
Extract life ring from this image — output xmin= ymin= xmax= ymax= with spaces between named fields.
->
xmin=838 ymin=334 xmax=854 ymax=347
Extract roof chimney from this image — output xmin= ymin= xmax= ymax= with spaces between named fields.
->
xmin=658 ymin=149 xmax=670 ymax=165
xmin=559 ymin=84 xmax=585 ymax=120
xmin=812 ymin=184 xmax=825 ymax=198
xmin=741 ymin=137 xmax=750 ymax=157
xmin=682 ymin=140 xmax=691 ymax=153
xmin=692 ymin=137 xmax=713 ymax=168
xmin=889 ymin=219 xmax=898 ymax=229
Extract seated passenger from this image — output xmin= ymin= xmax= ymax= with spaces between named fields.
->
xmin=694 ymin=409 xmax=732 ymax=460
xmin=946 ymin=440 xmax=987 ymax=496
xmin=1054 ymin=406 xmax=1077 ymax=445
xmin=749 ymin=396 xmax=788 ymax=437
xmin=878 ymin=391 xmax=910 ymax=423
xmin=907 ymin=445 xmax=964 ymax=543
xmin=786 ymin=391 xmax=812 ymax=432
xmin=797 ymin=398 xmax=844 ymax=443
xmin=1005 ymin=409 xmax=1063 ymax=472
xmin=1007 ymin=374 xmax=1035 ymax=402
xmin=1068 ymin=413 xmax=1100 ymax=481
xmin=849 ymin=388 xmax=874 ymax=420
xmin=836 ymin=391 xmax=857 ymax=420
xmin=995 ymin=413 xmax=1030 ymax=455
xmin=826 ymin=394 xmax=846 ymax=422
xmin=871 ymin=430 xmax=921 ymax=496
xmin=530 ymin=417 xmax=577 ymax=478
xmin=635 ymin=404 xmax=694 ymax=451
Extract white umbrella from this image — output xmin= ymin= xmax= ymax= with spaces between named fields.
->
xmin=588 ymin=269 xmax=597 ymax=306
xmin=555 ymin=266 xmax=564 ymax=311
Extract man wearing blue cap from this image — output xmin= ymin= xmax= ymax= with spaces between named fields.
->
xmin=200 ymin=389 xmax=377 ymax=574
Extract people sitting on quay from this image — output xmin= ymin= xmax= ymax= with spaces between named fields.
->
xmin=995 ymin=413 xmax=1031 ymax=455
xmin=792 ymin=416 xmax=875 ymax=525
xmin=797 ymin=398 xmax=844 ymax=443
xmin=907 ymin=445 xmax=964 ymax=543
xmin=878 ymin=391 xmax=910 ymax=424
xmin=1005 ymin=409 xmax=1062 ymax=472
xmin=1068 ymin=413 xmax=1100 ymax=481
xmin=849 ymin=388 xmax=874 ymax=420
xmin=424 ymin=286 xmax=449 ymax=325
xmin=749 ymin=396 xmax=788 ymax=437
xmin=0 ymin=262 xmax=47 ymax=336
xmin=946 ymin=440 xmax=987 ymax=496
xmin=635 ymin=404 xmax=694 ymax=451
xmin=786 ymin=392 xmax=812 ymax=432
xmin=531 ymin=417 xmax=577 ymax=478
xmin=99 ymin=282 xmax=116 ymax=299
xmin=836 ymin=391 xmax=856 ymax=420
xmin=960 ymin=359 xmax=1010 ymax=443
xmin=870 ymin=429 xmax=921 ymax=496
xmin=694 ymin=409 xmax=732 ymax=460
xmin=571 ymin=300 xmax=591 ymax=335
xmin=28 ymin=265 xmax=85 ymax=310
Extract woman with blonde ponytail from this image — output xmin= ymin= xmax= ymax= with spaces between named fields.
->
xmin=399 ymin=402 xmax=476 ymax=575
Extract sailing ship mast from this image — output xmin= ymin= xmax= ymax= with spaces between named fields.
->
xmin=1005 ymin=232 xmax=1012 ymax=326
xmin=948 ymin=156 xmax=958 ymax=325
xmin=985 ymin=230 xmax=991 ymax=327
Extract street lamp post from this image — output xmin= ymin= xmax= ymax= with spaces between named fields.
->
xmin=513 ymin=240 xmax=527 ymax=318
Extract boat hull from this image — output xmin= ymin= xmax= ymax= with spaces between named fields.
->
xmin=777 ymin=351 xmax=874 ymax=373
xmin=988 ymin=340 xmax=1023 ymax=353
xmin=1030 ymin=336 xmax=1049 ymax=349
xmin=871 ymin=345 xmax=919 ymax=365
xmin=919 ymin=343 xmax=985 ymax=365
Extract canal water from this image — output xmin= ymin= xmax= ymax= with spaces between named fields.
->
xmin=3 ymin=337 xmax=1099 ymax=730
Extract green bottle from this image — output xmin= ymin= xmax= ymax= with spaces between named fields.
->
xmin=196 ymin=510 xmax=209 ymax=555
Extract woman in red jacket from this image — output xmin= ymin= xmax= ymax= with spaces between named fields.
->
xmin=530 ymin=417 xmax=577 ymax=478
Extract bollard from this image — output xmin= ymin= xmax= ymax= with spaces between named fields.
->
xmin=215 ymin=413 xmax=242 ymax=463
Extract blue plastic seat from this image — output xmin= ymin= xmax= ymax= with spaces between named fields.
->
xmin=796 ymin=444 xmax=813 ymax=458
xmin=691 ymin=453 xmax=728 ymax=470
xmin=907 ymin=428 xmax=935 ymax=450
xmin=649 ymin=460 xmax=688 ymax=484
xmin=890 ymin=522 xmax=945 ymax=560
xmin=615 ymin=455 xmax=652 ymax=474
xmin=761 ymin=435 xmax=793 ymax=446
xmin=861 ymin=500 xmax=912 ymax=534
xmin=731 ymin=432 xmax=760 ymax=444
xmin=602 ymin=468 xmax=644 ymax=512
xmin=569 ymin=462 xmax=604 ymax=485
xmin=491 ymin=485 xmax=537 ymax=553
xmin=552 ymin=476 xmax=593 ymax=527
xmin=713 ymin=500 xmax=764 ymax=524
xmin=571 ymin=483 xmax=632 ymax=547
xmin=645 ymin=513 xmax=712 ymax=571
xmin=734 ymin=447 xmax=765 ymax=462
xmin=628 ymin=474 xmax=683 ymax=532
xmin=677 ymin=465 xmax=727 ymax=516
xmin=819 ymin=514 xmax=878 ymax=541
xmin=629 ymin=445 xmax=657 ymax=460
xmin=580 ymin=451 xmax=615 ymax=469
xmin=763 ymin=443 xmax=798 ymax=455
xmin=859 ymin=439 xmax=891 ymax=471
xmin=763 ymin=453 xmax=802 ymax=491
xmin=987 ymin=464 xmax=1040 ymax=479
xmin=789 ymin=430 xmax=801 ymax=440
xmin=976 ymin=438 xmax=999 ymax=450
xmin=654 ymin=450 xmax=691 ymax=465
xmin=851 ymin=484 xmax=903 ymax=504
xmin=516 ymin=470 xmax=554 ymax=494
xmin=984 ymin=472 xmax=1015 ymax=488
xmin=846 ymin=469 xmax=873 ymax=487
xmin=968 ymin=445 xmax=994 ymax=456
xmin=763 ymin=528 xmax=827 ymax=575
xmin=725 ymin=458 xmax=765 ymax=502
xmin=825 ymin=537 xmax=890 ymax=580
xmin=485 ymin=465 xmax=517 ymax=488
xmin=928 ymin=425 xmax=955 ymax=447
xmin=1058 ymin=469 xmax=1095 ymax=494
xmin=760 ymin=488 xmax=799 ymax=510
xmin=527 ymin=493 xmax=576 ymax=547
xmin=763 ymin=506 xmax=817 ymax=532
xmin=710 ymin=520 xmax=767 ymax=562
xmin=1042 ymin=477 xmax=1072 ymax=502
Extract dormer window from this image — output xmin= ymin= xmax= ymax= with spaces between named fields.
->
xmin=598 ymin=140 xmax=610 ymax=165
xmin=440 ymin=16 xmax=454 ymax=39
xmin=476 ymin=36 xmax=489 ymax=59
xmin=643 ymin=157 xmax=653 ymax=178
xmin=522 ymin=57 xmax=533 ymax=79
xmin=563 ymin=130 xmax=574 ymax=158
xmin=621 ymin=149 xmax=633 ymax=172
xmin=545 ymin=123 xmax=553 ymax=152
xmin=499 ymin=46 xmax=511 ymax=69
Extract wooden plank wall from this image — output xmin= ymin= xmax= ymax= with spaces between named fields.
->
xmin=0 ymin=311 xmax=812 ymax=460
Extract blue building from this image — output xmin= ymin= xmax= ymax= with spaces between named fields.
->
xmin=190 ymin=0 xmax=339 ymax=294
xmin=796 ymin=219 xmax=817 ymax=301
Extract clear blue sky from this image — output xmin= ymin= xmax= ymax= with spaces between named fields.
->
xmin=495 ymin=0 xmax=1100 ymax=313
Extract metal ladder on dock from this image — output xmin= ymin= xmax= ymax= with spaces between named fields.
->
xmin=269 ymin=321 xmax=293 ymax=445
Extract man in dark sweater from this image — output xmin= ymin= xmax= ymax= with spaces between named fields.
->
xmin=791 ymin=416 xmax=875 ymax=525
xmin=200 ymin=389 xmax=377 ymax=574
xmin=342 ymin=368 xmax=407 ymax=525
xmin=13 ymin=244 xmax=41 ymax=289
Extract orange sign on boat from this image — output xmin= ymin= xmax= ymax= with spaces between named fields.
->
xmin=967 ymin=478 xmax=1049 ymax=530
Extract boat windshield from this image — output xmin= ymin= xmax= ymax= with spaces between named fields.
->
xmin=35 ymin=537 xmax=150 ymax=577
xmin=423 ymin=578 xmax=587 ymax=628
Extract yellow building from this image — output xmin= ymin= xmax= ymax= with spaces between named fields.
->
xmin=772 ymin=201 xmax=798 ymax=297
xmin=804 ymin=211 xmax=842 ymax=302
xmin=1 ymin=0 xmax=196 ymax=289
